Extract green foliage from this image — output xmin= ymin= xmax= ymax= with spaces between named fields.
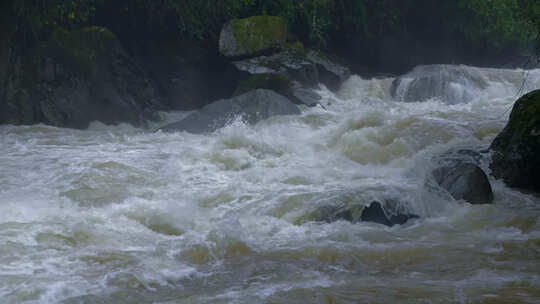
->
xmin=9 ymin=0 xmax=103 ymax=44
xmin=455 ymin=0 xmax=537 ymax=49
xmin=4 ymin=0 xmax=538 ymax=56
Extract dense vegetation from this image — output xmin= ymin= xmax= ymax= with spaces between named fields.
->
xmin=2 ymin=0 xmax=539 ymax=70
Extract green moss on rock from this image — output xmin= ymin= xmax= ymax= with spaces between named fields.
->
xmin=491 ymin=90 xmax=540 ymax=149
xmin=219 ymin=16 xmax=287 ymax=58
xmin=48 ymin=26 xmax=122 ymax=77
xmin=490 ymin=90 xmax=540 ymax=191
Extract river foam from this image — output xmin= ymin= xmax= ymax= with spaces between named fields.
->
xmin=1 ymin=65 xmax=539 ymax=303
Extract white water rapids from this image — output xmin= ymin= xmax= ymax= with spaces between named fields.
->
xmin=1 ymin=65 xmax=540 ymax=303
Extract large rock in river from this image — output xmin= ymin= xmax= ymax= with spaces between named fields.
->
xmin=1 ymin=26 xmax=163 ymax=128
xmin=490 ymin=90 xmax=540 ymax=191
xmin=390 ymin=65 xmax=488 ymax=104
xmin=432 ymin=163 xmax=493 ymax=204
xmin=219 ymin=16 xmax=287 ymax=59
xmin=431 ymin=148 xmax=493 ymax=204
xmin=159 ymin=89 xmax=300 ymax=134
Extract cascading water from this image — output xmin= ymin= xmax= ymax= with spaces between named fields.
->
xmin=1 ymin=65 xmax=539 ymax=303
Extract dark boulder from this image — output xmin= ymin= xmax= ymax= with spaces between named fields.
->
xmin=390 ymin=65 xmax=487 ymax=104
xmin=231 ymin=50 xmax=319 ymax=87
xmin=233 ymin=73 xmax=322 ymax=107
xmin=158 ymin=89 xmax=300 ymax=134
xmin=306 ymin=50 xmax=351 ymax=92
xmin=231 ymin=48 xmax=350 ymax=93
xmin=432 ymin=163 xmax=493 ymax=204
xmin=132 ymin=40 xmax=228 ymax=111
xmin=430 ymin=148 xmax=493 ymax=204
xmin=360 ymin=201 xmax=419 ymax=227
xmin=218 ymin=16 xmax=350 ymax=107
xmin=490 ymin=90 xmax=540 ymax=192
xmin=306 ymin=200 xmax=418 ymax=227
xmin=1 ymin=26 xmax=164 ymax=128
xmin=229 ymin=48 xmax=349 ymax=106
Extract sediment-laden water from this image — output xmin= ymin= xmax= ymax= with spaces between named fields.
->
xmin=1 ymin=65 xmax=540 ymax=303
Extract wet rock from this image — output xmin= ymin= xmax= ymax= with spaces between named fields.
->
xmin=233 ymin=73 xmax=323 ymax=107
xmin=432 ymin=159 xmax=493 ymax=204
xmin=133 ymin=40 xmax=219 ymax=111
xmin=219 ymin=16 xmax=350 ymax=103
xmin=306 ymin=51 xmax=351 ymax=91
xmin=228 ymin=49 xmax=348 ymax=107
xmin=391 ymin=65 xmax=487 ymax=104
xmin=360 ymin=201 xmax=418 ymax=227
xmin=219 ymin=16 xmax=287 ymax=59
xmin=231 ymin=51 xmax=319 ymax=87
xmin=307 ymin=200 xmax=418 ymax=227
xmin=158 ymin=89 xmax=300 ymax=134
xmin=1 ymin=26 xmax=164 ymax=128
xmin=490 ymin=90 xmax=540 ymax=192
xmin=306 ymin=204 xmax=362 ymax=224
xmin=290 ymin=87 xmax=322 ymax=107
xmin=231 ymin=48 xmax=350 ymax=93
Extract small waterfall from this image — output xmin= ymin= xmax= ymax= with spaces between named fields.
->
xmin=391 ymin=64 xmax=540 ymax=104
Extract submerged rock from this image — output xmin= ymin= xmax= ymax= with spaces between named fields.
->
xmin=158 ymin=89 xmax=300 ymax=134
xmin=219 ymin=16 xmax=287 ymax=59
xmin=391 ymin=65 xmax=487 ymax=104
xmin=360 ymin=201 xmax=419 ymax=227
xmin=490 ymin=90 xmax=540 ymax=192
xmin=307 ymin=200 xmax=418 ymax=227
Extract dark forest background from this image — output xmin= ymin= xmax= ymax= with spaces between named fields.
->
xmin=2 ymin=0 xmax=539 ymax=74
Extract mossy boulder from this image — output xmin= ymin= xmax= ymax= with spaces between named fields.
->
xmin=219 ymin=16 xmax=287 ymax=59
xmin=490 ymin=90 xmax=540 ymax=191
xmin=1 ymin=26 xmax=164 ymax=128
xmin=47 ymin=26 xmax=122 ymax=77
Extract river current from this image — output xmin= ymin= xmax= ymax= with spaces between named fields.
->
xmin=1 ymin=65 xmax=540 ymax=303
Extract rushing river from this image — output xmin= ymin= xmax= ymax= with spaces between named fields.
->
xmin=1 ymin=65 xmax=540 ymax=303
